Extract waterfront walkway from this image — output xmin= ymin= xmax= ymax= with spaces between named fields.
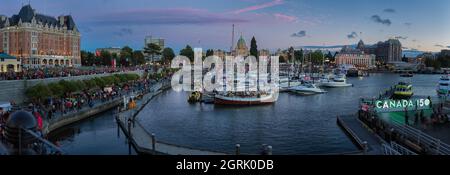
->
xmin=337 ymin=115 xmax=383 ymax=155
xmin=116 ymin=84 xmax=227 ymax=155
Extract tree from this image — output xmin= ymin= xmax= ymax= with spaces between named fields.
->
xmin=111 ymin=53 xmax=118 ymax=66
xmin=279 ymin=55 xmax=286 ymax=63
xmin=83 ymin=79 xmax=97 ymax=89
xmin=205 ymin=49 xmax=214 ymax=57
xmin=59 ymin=80 xmax=79 ymax=94
xmin=26 ymin=84 xmax=51 ymax=102
xmin=162 ymin=47 xmax=176 ymax=64
xmin=81 ymin=50 xmax=95 ymax=66
xmin=120 ymin=46 xmax=134 ymax=66
xmin=180 ymin=45 xmax=194 ymax=62
xmin=144 ymin=43 xmax=162 ymax=63
xmin=437 ymin=55 xmax=450 ymax=68
xmin=99 ymin=50 xmax=112 ymax=66
xmin=81 ymin=50 xmax=88 ymax=66
xmin=294 ymin=49 xmax=304 ymax=64
xmin=87 ymin=52 xmax=95 ymax=66
xmin=310 ymin=50 xmax=324 ymax=65
xmin=133 ymin=51 xmax=146 ymax=65
xmin=250 ymin=36 xmax=258 ymax=58
xmin=47 ymin=82 xmax=64 ymax=97
xmin=288 ymin=47 xmax=294 ymax=63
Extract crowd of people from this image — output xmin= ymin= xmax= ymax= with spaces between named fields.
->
xmin=0 ymin=65 xmax=152 ymax=81
xmin=0 ymin=76 xmax=157 ymax=137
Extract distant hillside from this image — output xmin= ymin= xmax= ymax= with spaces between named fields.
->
xmin=402 ymin=50 xmax=425 ymax=58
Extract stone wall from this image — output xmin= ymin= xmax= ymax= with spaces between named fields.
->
xmin=0 ymin=70 xmax=144 ymax=104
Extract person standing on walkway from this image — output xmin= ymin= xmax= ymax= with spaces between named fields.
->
xmin=404 ymin=108 xmax=410 ymax=125
xmin=414 ymin=112 xmax=419 ymax=126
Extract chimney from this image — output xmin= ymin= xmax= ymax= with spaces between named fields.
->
xmin=58 ymin=16 xmax=65 ymax=26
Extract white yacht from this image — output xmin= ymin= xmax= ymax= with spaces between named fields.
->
xmin=320 ymin=74 xmax=353 ymax=88
xmin=289 ymin=82 xmax=327 ymax=95
xmin=279 ymin=77 xmax=302 ymax=91
xmin=437 ymin=75 xmax=450 ymax=99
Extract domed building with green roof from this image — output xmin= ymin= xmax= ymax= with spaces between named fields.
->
xmin=233 ymin=35 xmax=249 ymax=56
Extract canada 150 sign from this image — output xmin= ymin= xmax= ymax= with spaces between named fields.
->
xmin=374 ymin=99 xmax=431 ymax=112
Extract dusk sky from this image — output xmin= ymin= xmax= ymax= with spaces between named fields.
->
xmin=1 ymin=0 xmax=449 ymax=52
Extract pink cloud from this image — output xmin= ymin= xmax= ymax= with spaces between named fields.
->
xmin=90 ymin=8 xmax=249 ymax=25
xmin=273 ymin=13 xmax=297 ymax=22
xmin=232 ymin=0 xmax=284 ymax=14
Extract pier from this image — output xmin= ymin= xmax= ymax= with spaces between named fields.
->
xmin=115 ymin=84 xmax=228 ymax=155
xmin=345 ymin=93 xmax=450 ymax=155
xmin=337 ymin=115 xmax=383 ymax=155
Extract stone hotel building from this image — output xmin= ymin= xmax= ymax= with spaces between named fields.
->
xmin=0 ymin=5 xmax=81 ymax=68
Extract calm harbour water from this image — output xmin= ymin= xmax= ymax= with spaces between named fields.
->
xmin=49 ymin=73 xmax=441 ymax=155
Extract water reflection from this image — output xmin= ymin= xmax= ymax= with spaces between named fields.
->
xmin=50 ymin=73 xmax=441 ymax=155
xmin=48 ymin=110 xmax=136 ymax=155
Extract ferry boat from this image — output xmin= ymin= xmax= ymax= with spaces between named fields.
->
xmin=289 ymin=82 xmax=327 ymax=95
xmin=214 ymin=91 xmax=276 ymax=105
xmin=437 ymin=75 xmax=450 ymax=99
xmin=320 ymin=74 xmax=353 ymax=88
xmin=391 ymin=82 xmax=413 ymax=99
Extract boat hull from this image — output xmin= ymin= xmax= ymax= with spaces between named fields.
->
xmin=289 ymin=91 xmax=317 ymax=96
xmin=214 ymin=95 xmax=275 ymax=105
xmin=321 ymin=83 xmax=353 ymax=88
xmin=289 ymin=88 xmax=327 ymax=95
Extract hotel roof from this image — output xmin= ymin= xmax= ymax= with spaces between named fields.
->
xmin=0 ymin=4 xmax=77 ymax=30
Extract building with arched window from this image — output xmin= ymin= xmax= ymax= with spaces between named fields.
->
xmin=0 ymin=5 xmax=81 ymax=68
xmin=0 ymin=53 xmax=21 ymax=72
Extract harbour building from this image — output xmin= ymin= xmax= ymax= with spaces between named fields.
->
xmin=0 ymin=5 xmax=81 ymax=68
xmin=335 ymin=43 xmax=376 ymax=69
xmin=359 ymin=39 xmax=403 ymax=63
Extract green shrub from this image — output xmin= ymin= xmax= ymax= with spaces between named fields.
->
xmin=47 ymin=82 xmax=64 ymax=97
xmin=26 ymin=83 xmax=51 ymax=101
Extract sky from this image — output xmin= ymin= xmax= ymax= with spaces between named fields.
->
xmin=1 ymin=0 xmax=449 ymax=53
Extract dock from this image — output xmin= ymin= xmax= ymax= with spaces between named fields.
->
xmin=116 ymin=83 xmax=228 ymax=155
xmin=117 ymin=114 xmax=226 ymax=155
xmin=337 ymin=115 xmax=383 ymax=155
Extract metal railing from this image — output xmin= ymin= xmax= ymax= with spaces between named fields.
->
xmin=23 ymin=129 xmax=64 ymax=155
xmin=382 ymin=144 xmax=402 ymax=155
xmin=390 ymin=120 xmax=450 ymax=155
xmin=389 ymin=142 xmax=417 ymax=155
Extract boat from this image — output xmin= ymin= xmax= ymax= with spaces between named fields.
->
xmin=400 ymin=71 xmax=414 ymax=77
xmin=320 ymin=74 xmax=353 ymax=88
xmin=279 ymin=77 xmax=302 ymax=91
xmin=437 ymin=75 xmax=450 ymax=99
xmin=188 ymin=91 xmax=202 ymax=103
xmin=346 ymin=68 xmax=359 ymax=77
xmin=214 ymin=91 xmax=276 ymax=105
xmin=391 ymin=82 xmax=413 ymax=99
xmin=289 ymin=82 xmax=327 ymax=95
